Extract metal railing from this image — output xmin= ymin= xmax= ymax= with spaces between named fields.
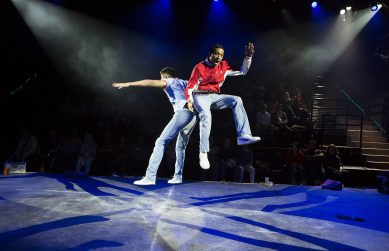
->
xmin=342 ymin=89 xmax=389 ymax=139
xmin=321 ymin=114 xmax=363 ymax=148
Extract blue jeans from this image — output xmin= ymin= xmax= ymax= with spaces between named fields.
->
xmin=145 ymin=109 xmax=197 ymax=181
xmin=193 ymin=93 xmax=252 ymax=152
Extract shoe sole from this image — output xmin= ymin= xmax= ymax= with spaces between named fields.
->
xmin=237 ymin=139 xmax=261 ymax=146
xmin=134 ymin=181 xmax=155 ymax=185
xmin=168 ymin=181 xmax=182 ymax=184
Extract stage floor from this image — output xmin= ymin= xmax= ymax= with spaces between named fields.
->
xmin=0 ymin=174 xmax=388 ymax=250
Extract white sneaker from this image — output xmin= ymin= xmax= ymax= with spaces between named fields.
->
xmin=199 ymin=152 xmax=210 ymax=169
xmin=237 ymin=134 xmax=261 ymax=145
xmin=134 ymin=177 xmax=155 ymax=185
xmin=168 ymin=176 xmax=182 ymax=184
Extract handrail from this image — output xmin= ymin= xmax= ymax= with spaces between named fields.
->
xmin=341 ymin=89 xmax=389 ymax=138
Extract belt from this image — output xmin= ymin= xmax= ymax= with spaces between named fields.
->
xmin=193 ymin=91 xmax=217 ymax=95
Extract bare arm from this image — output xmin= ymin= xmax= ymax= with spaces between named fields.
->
xmin=112 ymin=79 xmax=166 ymax=89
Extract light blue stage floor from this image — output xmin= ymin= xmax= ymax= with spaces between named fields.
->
xmin=0 ymin=174 xmax=389 ymax=250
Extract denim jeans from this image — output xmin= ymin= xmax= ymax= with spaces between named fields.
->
xmin=145 ymin=109 xmax=197 ymax=181
xmin=193 ymin=93 xmax=252 ymax=152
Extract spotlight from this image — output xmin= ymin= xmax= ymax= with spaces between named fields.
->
xmin=370 ymin=2 xmax=382 ymax=11
xmin=311 ymin=1 xmax=318 ymax=8
xmin=346 ymin=6 xmax=352 ymax=11
xmin=340 ymin=9 xmax=346 ymax=15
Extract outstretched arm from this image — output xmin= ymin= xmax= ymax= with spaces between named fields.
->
xmin=112 ymin=79 xmax=166 ymax=89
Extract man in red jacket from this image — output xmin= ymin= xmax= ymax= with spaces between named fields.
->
xmin=185 ymin=43 xmax=260 ymax=169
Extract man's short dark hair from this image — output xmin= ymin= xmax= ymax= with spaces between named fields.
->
xmin=209 ymin=44 xmax=224 ymax=55
xmin=160 ymin=67 xmax=177 ymax=78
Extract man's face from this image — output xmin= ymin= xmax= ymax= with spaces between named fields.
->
xmin=209 ymin=48 xmax=224 ymax=66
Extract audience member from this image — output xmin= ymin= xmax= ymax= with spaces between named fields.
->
xmin=303 ymin=139 xmax=325 ymax=185
xmin=271 ymin=103 xmax=291 ymax=146
xmin=9 ymin=129 xmax=39 ymax=171
xmin=236 ymin=145 xmax=256 ymax=183
xmin=255 ymin=104 xmax=274 ymax=142
xmin=286 ymin=142 xmax=306 ymax=185
xmin=75 ymin=133 xmax=97 ymax=176
xmin=281 ymin=90 xmax=297 ymax=122
xmin=324 ymin=144 xmax=348 ymax=182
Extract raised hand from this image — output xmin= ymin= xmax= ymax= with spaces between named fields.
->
xmin=245 ymin=42 xmax=255 ymax=57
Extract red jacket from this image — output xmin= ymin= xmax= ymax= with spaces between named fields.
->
xmin=287 ymin=150 xmax=304 ymax=165
xmin=184 ymin=57 xmax=252 ymax=101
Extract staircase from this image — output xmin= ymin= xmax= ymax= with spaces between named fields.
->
xmin=348 ymin=122 xmax=389 ymax=170
xmin=311 ymin=85 xmax=344 ymax=128
xmin=311 ymin=84 xmax=355 ymax=147
xmin=311 ymin=83 xmax=389 ymax=171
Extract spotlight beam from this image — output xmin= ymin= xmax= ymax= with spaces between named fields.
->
xmin=10 ymin=0 xmax=163 ymax=96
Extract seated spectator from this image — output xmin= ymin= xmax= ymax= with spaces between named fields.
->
xmin=236 ymin=145 xmax=256 ymax=183
xmin=303 ymin=139 xmax=325 ymax=185
xmin=297 ymin=109 xmax=314 ymax=131
xmin=255 ymin=104 xmax=275 ymax=141
xmin=324 ymin=144 xmax=348 ymax=182
xmin=286 ymin=142 xmax=306 ymax=185
xmin=9 ymin=129 xmax=40 ymax=172
xmin=292 ymin=94 xmax=309 ymax=120
xmin=75 ymin=133 xmax=97 ymax=176
xmin=271 ymin=103 xmax=288 ymax=129
xmin=290 ymin=85 xmax=301 ymax=101
xmin=281 ymin=91 xmax=298 ymax=122
xmin=271 ymin=103 xmax=291 ymax=146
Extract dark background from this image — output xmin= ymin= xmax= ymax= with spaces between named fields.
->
xmin=1 ymin=0 xmax=389 ymax=178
